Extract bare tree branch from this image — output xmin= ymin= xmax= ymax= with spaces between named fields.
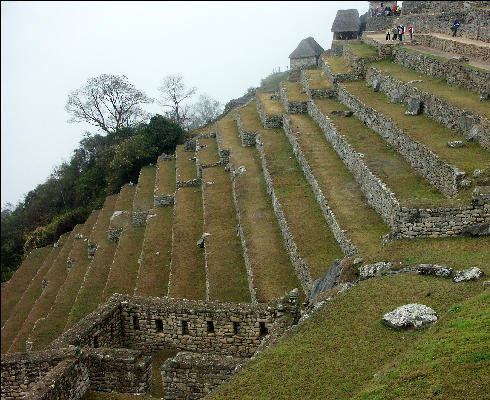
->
xmin=157 ymin=74 xmax=196 ymax=128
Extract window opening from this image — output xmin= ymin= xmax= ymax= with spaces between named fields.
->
xmin=207 ymin=320 xmax=215 ymax=333
xmin=155 ymin=319 xmax=163 ymax=333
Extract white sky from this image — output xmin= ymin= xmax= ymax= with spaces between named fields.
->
xmin=1 ymin=1 xmax=368 ymax=208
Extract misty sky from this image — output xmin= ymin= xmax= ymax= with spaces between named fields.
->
xmin=1 ymin=1 xmax=368 ymax=208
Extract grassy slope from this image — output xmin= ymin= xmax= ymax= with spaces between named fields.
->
xmin=341 ymin=81 xmax=489 ymax=178
xmin=348 ymin=42 xmax=378 ymax=57
xmin=370 ymin=58 xmax=489 ymax=119
xmin=7 ymin=225 xmax=82 ymax=353
xmin=29 ymin=210 xmax=100 ymax=351
xmin=323 ymin=56 xmax=353 ymax=74
xmin=1 ymin=246 xmax=51 ymax=327
xmin=240 ymin=102 xmax=344 ymax=281
xmin=64 ymin=194 xmax=118 ymax=330
xmin=256 ymin=92 xmax=285 ymax=115
xmin=197 ymin=137 xmax=220 ymax=165
xmin=168 ymin=186 xmax=206 ymax=300
xmin=283 ymin=81 xmax=308 ymax=102
xmin=176 ymin=145 xmax=197 ymax=182
xmin=218 ymin=112 xmax=299 ymax=302
xmin=202 ymin=166 xmax=251 ymax=303
xmin=314 ymin=97 xmax=460 ymax=208
xmin=209 ymin=275 xmax=485 ymax=400
xmin=134 ymin=207 xmax=174 ymax=297
xmin=154 ymin=156 xmax=176 ymax=196
xmin=354 ymin=291 xmax=489 ymax=400
xmin=304 ymin=69 xmax=332 ymax=90
xmin=133 ymin=166 xmax=157 ymax=212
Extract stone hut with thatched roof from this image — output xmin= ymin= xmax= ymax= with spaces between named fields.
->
xmin=331 ymin=9 xmax=361 ymax=40
xmin=289 ymin=36 xmax=325 ymax=70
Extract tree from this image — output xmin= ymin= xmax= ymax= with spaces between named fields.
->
xmin=66 ymin=74 xmax=153 ymax=134
xmin=188 ymin=94 xmax=223 ymax=129
xmin=158 ymin=74 xmax=196 ymax=128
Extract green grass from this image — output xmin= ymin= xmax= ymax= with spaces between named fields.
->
xmin=370 ymin=58 xmax=489 ymax=118
xmin=114 ymin=183 xmax=136 ymax=211
xmin=29 ymin=210 xmax=100 ymax=351
xmin=176 ymin=145 xmax=197 ymax=182
xmin=218 ymin=112 xmax=299 ymax=302
xmin=168 ymin=186 xmax=206 ymax=300
xmin=197 ymin=137 xmax=220 ymax=165
xmin=1 ymin=246 xmax=51 ymax=327
xmin=260 ymin=71 xmax=290 ymax=92
xmin=303 ymin=69 xmax=332 ymax=90
xmin=134 ymin=206 xmax=173 ymax=297
xmin=83 ymin=392 xmax=159 ymax=400
xmin=323 ymin=56 xmax=353 ymax=74
xmin=155 ymin=156 xmax=176 ymax=195
xmin=209 ymin=274 xmax=484 ymax=400
xmin=103 ymin=226 xmax=145 ymax=300
xmin=353 ymin=292 xmax=490 ymax=400
xmin=313 ymin=98 xmax=465 ymax=208
xmin=399 ymin=46 xmax=448 ymax=62
xmin=65 ymin=195 xmax=118 ymax=330
xmin=133 ymin=165 xmax=157 ymax=212
xmin=282 ymin=81 xmax=308 ymax=102
xmin=342 ymin=81 xmax=490 ymax=182
xmin=240 ymin=102 xmax=344 ymax=281
xmin=287 ymin=113 xmax=390 ymax=260
xmin=256 ymin=91 xmax=285 ymax=116
xmin=348 ymin=42 xmax=379 ymax=58
xmin=6 ymin=225 xmax=82 ymax=354
xmin=202 ymin=166 xmax=251 ymax=303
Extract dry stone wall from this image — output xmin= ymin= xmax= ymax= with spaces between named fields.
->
xmin=235 ymin=110 xmax=258 ymax=146
xmin=342 ymin=46 xmax=384 ymax=78
xmin=255 ymin=94 xmax=283 ymax=128
xmin=255 ymin=133 xmax=313 ymax=294
xmin=280 ymin=83 xmax=308 ymax=114
xmin=282 ymin=115 xmax=359 ymax=256
xmin=161 ymin=352 xmax=245 ymax=400
xmin=336 ymin=85 xmax=466 ymax=197
xmin=392 ymin=48 xmax=490 ymax=95
xmin=366 ymin=67 xmax=490 ymax=151
xmin=290 ymin=56 xmax=317 ymax=70
xmin=300 ymin=70 xmax=336 ymax=99
xmin=320 ymin=57 xmax=359 ymax=84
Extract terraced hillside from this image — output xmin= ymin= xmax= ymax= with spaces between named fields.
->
xmin=1 ymin=10 xmax=489 ymax=400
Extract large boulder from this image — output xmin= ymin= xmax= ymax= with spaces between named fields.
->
xmin=382 ymin=304 xmax=438 ymax=330
xmin=359 ymin=262 xmax=392 ymax=280
xmin=309 ymin=259 xmax=342 ymax=301
xmin=453 ymin=267 xmax=484 ymax=283
xmin=405 ymin=96 xmax=422 ymax=115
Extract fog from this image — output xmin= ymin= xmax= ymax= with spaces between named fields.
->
xmin=1 ymin=1 xmax=368 ymax=208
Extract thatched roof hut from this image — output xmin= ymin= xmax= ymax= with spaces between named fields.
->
xmin=331 ymin=9 xmax=360 ymax=33
xmin=289 ymin=37 xmax=324 ymax=60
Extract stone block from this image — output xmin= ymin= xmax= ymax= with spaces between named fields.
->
xmin=405 ymin=96 xmax=422 ymax=115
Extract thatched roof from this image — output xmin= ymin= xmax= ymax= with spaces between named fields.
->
xmin=331 ymin=9 xmax=360 ymax=32
xmin=289 ymin=37 xmax=325 ymax=59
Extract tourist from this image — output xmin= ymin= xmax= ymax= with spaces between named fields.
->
xmin=398 ymin=25 xmax=404 ymax=41
xmin=408 ymin=25 xmax=414 ymax=40
xmin=392 ymin=25 xmax=398 ymax=41
xmin=452 ymin=19 xmax=461 ymax=37
xmin=386 ymin=28 xmax=391 ymax=40
xmin=396 ymin=5 xmax=401 ymax=16
xmin=392 ymin=5 xmax=396 ymax=15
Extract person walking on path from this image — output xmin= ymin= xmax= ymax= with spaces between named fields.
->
xmin=452 ymin=19 xmax=461 ymax=37
xmin=408 ymin=25 xmax=414 ymax=40
xmin=398 ymin=25 xmax=404 ymax=41
xmin=386 ymin=28 xmax=391 ymax=40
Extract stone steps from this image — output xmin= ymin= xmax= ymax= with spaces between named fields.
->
xmin=27 ymin=210 xmax=100 ymax=351
xmin=337 ymin=81 xmax=489 ymax=198
xmin=64 ymin=194 xmax=118 ymax=331
xmin=134 ymin=154 xmax=176 ymax=297
xmin=0 ymin=234 xmax=69 ymax=353
xmin=7 ymin=225 xmax=82 ymax=353
xmin=1 ymin=246 xmax=51 ymax=328
xmin=283 ymin=113 xmax=390 ymax=258
xmin=103 ymin=169 xmax=154 ymax=300
xmin=216 ymin=112 xmax=298 ymax=303
xmin=365 ymin=62 xmax=490 ymax=151
xmin=197 ymin=136 xmax=251 ymax=303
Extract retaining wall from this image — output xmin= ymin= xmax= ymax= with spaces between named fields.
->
xmin=392 ymin=47 xmax=490 ymax=94
xmin=300 ymin=70 xmax=336 ymax=99
xmin=255 ymin=94 xmax=283 ymax=128
xmin=320 ymin=57 xmax=359 ymax=84
xmin=280 ymin=83 xmax=308 ymax=114
xmin=336 ymin=85 xmax=466 ymax=197
xmin=282 ymin=115 xmax=359 ymax=256
xmin=366 ymin=66 xmax=490 ymax=151
xmin=235 ymin=110 xmax=258 ymax=146
xmin=161 ymin=352 xmax=244 ymax=400
xmin=255 ymin=133 xmax=312 ymax=294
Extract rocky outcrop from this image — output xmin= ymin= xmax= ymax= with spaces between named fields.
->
xmin=453 ymin=267 xmax=484 ymax=282
xmin=382 ymin=304 xmax=438 ymax=330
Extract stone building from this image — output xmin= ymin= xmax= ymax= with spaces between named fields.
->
xmin=368 ymin=1 xmax=398 ymax=16
xmin=289 ymin=36 xmax=325 ymax=70
xmin=331 ymin=9 xmax=361 ymax=40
